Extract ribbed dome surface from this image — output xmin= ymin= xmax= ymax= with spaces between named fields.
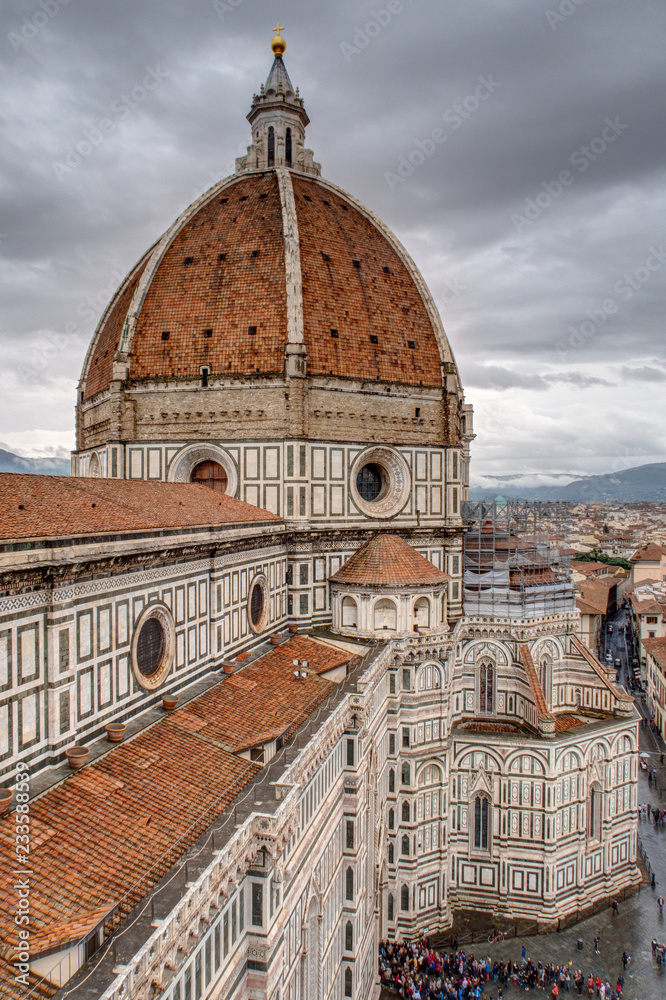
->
xmin=330 ymin=534 xmax=450 ymax=587
xmin=81 ymin=170 xmax=451 ymax=400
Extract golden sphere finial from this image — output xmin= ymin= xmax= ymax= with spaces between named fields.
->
xmin=271 ymin=22 xmax=286 ymax=56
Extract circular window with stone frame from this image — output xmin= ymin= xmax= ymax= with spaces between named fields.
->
xmin=350 ymin=446 xmax=411 ymax=519
xmin=131 ymin=603 xmax=176 ymax=691
xmin=247 ymin=573 xmax=270 ymax=634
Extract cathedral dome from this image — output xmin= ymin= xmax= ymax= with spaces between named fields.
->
xmin=76 ymin=38 xmax=471 ymax=464
xmin=81 ymin=169 xmax=456 ymax=400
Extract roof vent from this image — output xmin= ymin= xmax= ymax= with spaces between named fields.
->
xmin=203 ymin=328 xmax=213 ymax=338
xmin=330 ymin=328 xmax=339 ymax=338
xmin=321 ymin=252 xmax=331 ymax=262
xmin=259 ymin=193 xmax=268 ymax=200
xmin=251 ymin=249 xmax=260 ymax=258
xmin=240 ymin=195 xmax=248 ymax=201
xmin=18 ymin=504 xmax=24 ymax=510
xmin=303 ymin=195 xmax=312 ymax=202
xmin=408 ymin=340 xmax=416 ymax=349
xmin=219 ymin=198 xmax=228 ymax=204
xmin=217 ymin=252 xmax=226 ymax=261
xmin=322 ymin=200 xmax=330 ymax=206
xmin=383 ymin=266 xmax=391 ymax=274
xmin=184 ymin=256 xmax=194 ymax=265
xmin=352 ymin=260 xmax=361 ymax=269
xmin=248 ymin=325 xmax=257 ymax=335
xmin=161 ymin=331 xmax=170 ymax=341
xmin=370 ymin=334 xmax=379 ymax=344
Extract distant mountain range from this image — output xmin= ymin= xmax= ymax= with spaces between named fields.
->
xmin=0 ymin=448 xmax=71 ymax=476
xmin=0 ymin=447 xmax=664 ymax=503
xmin=470 ymin=463 xmax=666 ymax=503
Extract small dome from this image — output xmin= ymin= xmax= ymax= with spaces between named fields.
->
xmin=330 ymin=534 xmax=450 ymax=588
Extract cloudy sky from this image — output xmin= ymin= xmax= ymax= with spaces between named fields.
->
xmin=1 ymin=0 xmax=665 ymax=488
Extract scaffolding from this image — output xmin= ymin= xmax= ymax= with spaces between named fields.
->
xmin=461 ymin=500 xmax=574 ymax=619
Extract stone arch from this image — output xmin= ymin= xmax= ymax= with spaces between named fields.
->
xmin=341 ymin=596 xmax=358 ymax=628
xmin=413 ymin=596 xmax=430 ymax=629
xmin=373 ymin=598 xmax=397 ymax=631
xmin=506 ymin=750 xmax=546 ymax=775
xmin=88 ymin=453 xmax=101 ymax=478
xmin=416 ymin=661 xmax=444 ymax=691
xmin=417 ymin=761 xmax=444 ymax=786
xmin=167 ymin=443 xmax=238 ymax=496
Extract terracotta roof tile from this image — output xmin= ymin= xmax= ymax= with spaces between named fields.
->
xmin=82 ymin=173 xmax=449 ymax=395
xmin=0 ymin=640 xmax=336 ymax=978
xmin=630 ymin=542 xmax=666 ymax=562
xmin=553 ymin=714 xmax=587 ymax=733
xmin=292 ymin=177 xmax=442 ymax=386
xmin=0 ymin=474 xmax=279 ymax=541
xmin=329 ymin=534 xmax=449 ymax=587
xmin=643 ymin=636 xmax=666 ymax=671
xmin=518 ymin=643 xmax=549 ymax=718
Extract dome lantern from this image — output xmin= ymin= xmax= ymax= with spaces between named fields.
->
xmin=235 ymin=29 xmax=321 ymax=176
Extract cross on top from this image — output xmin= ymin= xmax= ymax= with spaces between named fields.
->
xmin=273 ymin=22 xmax=284 ymax=36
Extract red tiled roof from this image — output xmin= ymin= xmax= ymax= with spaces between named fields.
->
xmin=329 ymin=534 xmax=449 ymax=587
xmin=570 ymin=634 xmax=632 ymax=702
xmin=0 ymin=641 xmax=336 ymax=983
xmin=643 ymin=636 xmax=666 ymax=672
xmin=553 ymin=714 xmax=587 ymax=733
xmin=292 ymin=176 xmax=442 ymax=386
xmin=630 ymin=543 xmax=666 ymax=563
xmin=81 ymin=172 xmax=449 ymax=399
xmin=517 ymin=644 xmax=549 ymax=718
xmin=176 ymin=636 xmax=341 ymax=751
xmin=0 ymin=474 xmax=279 ymax=541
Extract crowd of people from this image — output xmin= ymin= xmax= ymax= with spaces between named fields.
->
xmin=638 ymin=800 xmax=666 ymax=825
xmin=378 ymin=939 xmax=630 ymax=999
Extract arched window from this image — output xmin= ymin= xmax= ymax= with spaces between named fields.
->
xmin=401 ymin=834 xmax=410 ymax=856
xmin=401 ymin=800 xmax=410 ymax=823
xmin=285 ymin=127 xmax=292 ymax=166
xmin=388 ymin=893 xmax=394 ymax=921
xmin=388 ymin=769 xmax=395 ymax=793
xmin=413 ymin=597 xmax=430 ymax=630
xmin=341 ymin=596 xmax=358 ymax=628
xmin=374 ymin=598 xmax=397 ymax=631
xmin=401 ymin=762 xmax=410 ymax=785
xmin=388 ymin=842 xmax=394 ymax=864
xmin=540 ymin=655 xmax=551 ymax=704
xmin=88 ymin=453 xmax=101 ymax=478
xmin=474 ymin=795 xmax=490 ymax=850
xmin=388 ymin=808 xmax=395 ymax=830
xmin=589 ymin=782 xmax=602 ymax=841
xmin=344 ymin=966 xmax=352 ymax=997
xmin=345 ymin=867 xmax=354 ymax=900
xmin=345 ymin=920 xmax=353 ymax=952
xmin=400 ymin=885 xmax=409 ymax=911
xmin=267 ymin=126 xmax=275 ymax=166
xmin=479 ymin=660 xmax=494 ymax=714
xmin=419 ymin=664 xmax=443 ymax=690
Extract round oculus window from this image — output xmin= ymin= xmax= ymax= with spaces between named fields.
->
xmin=130 ymin=604 xmax=176 ymax=691
xmin=247 ymin=574 xmax=269 ymax=634
xmin=356 ymin=462 xmax=388 ymax=502
xmin=350 ymin=447 xmax=411 ymax=519
xmin=136 ymin=617 xmax=165 ymax=677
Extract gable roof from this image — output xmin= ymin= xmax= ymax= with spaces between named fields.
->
xmin=630 ymin=542 xmax=666 ymax=563
xmin=0 ymin=474 xmax=279 ymax=541
xmin=329 ymin=534 xmax=450 ymax=587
